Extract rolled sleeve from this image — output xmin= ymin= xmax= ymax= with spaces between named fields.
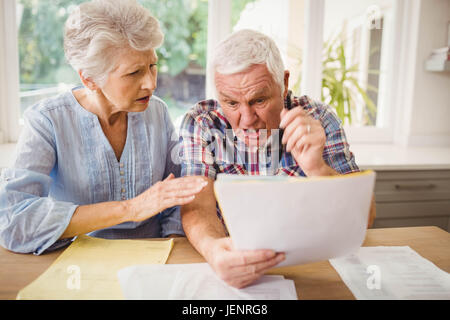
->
xmin=0 ymin=168 xmax=77 ymax=254
xmin=159 ymin=206 xmax=185 ymax=237
xmin=319 ymin=104 xmax=360 ymax=175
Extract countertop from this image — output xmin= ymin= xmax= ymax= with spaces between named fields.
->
xmin=351 ymin=144 xmax=450 ymax=171
xmin=2 ymin=143 xmax=450 ymax=171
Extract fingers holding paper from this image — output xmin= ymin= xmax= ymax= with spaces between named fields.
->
xmin=207 ymin=238 xmax=285 ymax=289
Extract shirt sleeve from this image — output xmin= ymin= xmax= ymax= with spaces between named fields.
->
xmin=159 ymin=206 xmax=184 ymax=237
xmin=178 ymin=108 xmax=217 ymax=180
xmin=158 ymin=105 xmax=185 ymax=237
xmin=319 ymin=104 xmax=360 ymax=174
xmin=0 ymin=108 xmax=77 ymax=255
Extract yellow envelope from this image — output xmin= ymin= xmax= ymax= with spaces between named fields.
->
xmin=17 ymin=235 xmax=174 ymax=300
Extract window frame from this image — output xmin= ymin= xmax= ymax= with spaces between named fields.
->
xmin=0 ymin=0 xmax=21 ymax=144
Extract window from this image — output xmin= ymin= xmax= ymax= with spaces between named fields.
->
xmin=16 ymin=0 xmax=83 ymax=117
xmin=322 ymin=0 xmax=396 ymax=133
xmin=209 ymin=0 xmax=405 ymax=144
xmin=12 ymin=0 xmax=208 ymax=133
xmin=0 ymin=0 xmax=422 ymax=145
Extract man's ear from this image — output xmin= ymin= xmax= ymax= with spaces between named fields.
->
xmin=78 ymin=70 xmax=99 ymax=92
xmin=283 ymin=70 xmax=290 ymax=98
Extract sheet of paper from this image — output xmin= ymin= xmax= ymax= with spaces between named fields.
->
xmin=117 ymin=263 xmax=298 ymax=300
xmin=213 ymin=171 xmax=376 ymax=267
xmin=329 ymin=246 xmax=450 ymax=300
xmin=17 ymin=235 xmax=174 ymax=300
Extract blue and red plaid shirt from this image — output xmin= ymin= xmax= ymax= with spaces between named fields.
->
xmin=179 ymin=95 xmax=359 ymax=179
xmin=178 ymin=95 xmax=360 ymax=230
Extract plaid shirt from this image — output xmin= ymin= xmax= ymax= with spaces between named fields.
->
xmin=179 ymin=95 xmax=360 ymax=230
xmin=179 ymin=95 xmax=359 ymax=179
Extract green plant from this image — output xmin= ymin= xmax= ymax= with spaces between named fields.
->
xmin=18 ymin=0 xmax=86 ymax=85
xmin=321 ymin=34 xmax=378 ymax=126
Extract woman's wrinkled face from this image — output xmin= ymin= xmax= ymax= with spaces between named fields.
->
xmin=100 ymin=47 xmax=158 ymax=112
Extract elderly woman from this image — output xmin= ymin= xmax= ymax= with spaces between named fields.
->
xmin=0 ymin=0 xmax=206 ymax=254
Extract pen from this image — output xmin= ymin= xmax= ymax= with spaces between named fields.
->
xmin=280 ymin=90 xmax=316 ymax=140
xmin=285 ymin=90 xmax=293 ymax=110
xmin=278 ymin=91 xmax=317 ymax=160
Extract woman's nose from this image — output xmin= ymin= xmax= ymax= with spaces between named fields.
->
xmin=142 ymin=70 xmax=157 ymax=91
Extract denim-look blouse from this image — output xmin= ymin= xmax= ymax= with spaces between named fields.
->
xmin=0 ymin=87 xmax=184 ymax=255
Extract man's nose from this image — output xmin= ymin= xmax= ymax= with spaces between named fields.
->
xmin=239 ymin=104 xmax=258 ymax=127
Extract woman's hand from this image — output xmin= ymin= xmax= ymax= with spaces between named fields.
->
xmin=126 ymin=174 xmax=208 ymax=222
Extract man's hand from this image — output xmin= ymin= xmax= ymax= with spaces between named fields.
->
xmin=181 ymin=177 xmax=285 ymax=289
xmin=203 ymin=237 xmax=285 ymax=289
xmin=280 ymin=108 xmax=328 ymax=176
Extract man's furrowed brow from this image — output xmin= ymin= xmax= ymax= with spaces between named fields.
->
xmin=219 ymin=87 xmax=270 ymax=99
xmin=218 ymin=92 xmax=236 ymax=100
xmin=250 ymin=88 xmax=269 ymax=98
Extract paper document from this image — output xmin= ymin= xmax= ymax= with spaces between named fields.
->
xmin=214 ymin=171 xmax=375 ymax=267
xmin=330 ymin=246 xmax=450 ymax=300
xmin=117 ymin=263 xmax=297 ymax=300
xmin=17 ymin=235 xmax=174 ymax=300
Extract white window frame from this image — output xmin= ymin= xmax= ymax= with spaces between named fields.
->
xmin=300 ymin=0 xmax=324 ymax=100
xmin=391 ymin=0 xmax=422 ymax=146
xmin=0 ymin=0 xmax=21 ymax=144
xmin=205 ymin=0 xmax=231 ymax=98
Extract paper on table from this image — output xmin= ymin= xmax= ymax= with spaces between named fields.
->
xmin=117 ymin=263 xmax=298 ymax=300
xmin=329 ymin=246 xmax=450 ymax=300
xmin=213 ymin=171 xmax=375 ymax=267
xmin=17 ymin=235 xmax=174 ymax=300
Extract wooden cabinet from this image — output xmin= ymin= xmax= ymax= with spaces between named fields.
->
xmin=373 ymin=170 xmax=450 ymax=232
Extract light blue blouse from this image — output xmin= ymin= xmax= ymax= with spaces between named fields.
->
xmin=0 ymin=87 xmax=184 ymax=255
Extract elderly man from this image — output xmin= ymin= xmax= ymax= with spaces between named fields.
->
xmin=179 ymin=29 xmax=376 ymax=288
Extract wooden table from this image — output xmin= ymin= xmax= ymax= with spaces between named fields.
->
xmin=1 ymin=226 xmax=449 ymax=300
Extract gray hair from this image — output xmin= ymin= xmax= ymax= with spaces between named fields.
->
xmin=64 ymin=0 xmax=164 ymax=87
xmin=211 ymin=29 xmax=286 ymax=97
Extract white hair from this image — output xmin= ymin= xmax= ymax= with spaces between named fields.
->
xmin=210 ymin=29 xmax=285 ymax=98
xmin=64 ymin=0 xmax=164 ymax=87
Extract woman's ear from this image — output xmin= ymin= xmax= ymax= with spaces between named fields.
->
xmin=78 ymin=70 xmax=99 ymax=93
